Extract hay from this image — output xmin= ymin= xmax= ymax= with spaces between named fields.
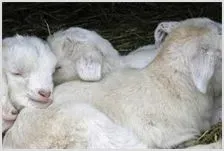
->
xmin=3 ymin=3 xmax=221 ymax=54
xmin=2 ymin=2 xmax=222 ymax=146
xmin=195 ymin=122 xmax=222 ymax=145
xmin=177 ymin=122 xmax=222 ymax=148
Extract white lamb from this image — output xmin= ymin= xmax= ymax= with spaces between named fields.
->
xmin=2 ymin=18 xmax=166 ymax=142
xmin=49 ymin=18 xmax=221 ymax=148
xmin=47 ymin=27 xmax=160 ymax=85
xmin=2 ymin=20 xmax=169 ymax=147
xmin=2 ymin=36 xmax=147 ymax=149
xmin=152 ymin=20 xmax=222 ymax=126
xmin=2 ymin=35 xmax=57 ymax=133
xmin=3 ymin=102 xmax=147 ymax=149
xmin=48 ymin=21 xmax=222 ymax=125
xmin=3 ymin=17 xmax=222 ymax=149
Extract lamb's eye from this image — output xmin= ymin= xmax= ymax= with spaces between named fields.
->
xmin=12 ymin=72 xmax=23 ymax=76
xmin=55 ymin=66 xmax=62 ymax=70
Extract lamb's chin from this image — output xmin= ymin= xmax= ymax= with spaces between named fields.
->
xmin=27 ymin=98 xmax=53 ymax=109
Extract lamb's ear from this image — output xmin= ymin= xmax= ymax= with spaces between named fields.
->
xmin=154 ymin=21 xmax=180 ymax=47
xmin=190 ymin=47 xmax=216 ymax=94
xmin=76 ymin=51 xmax=102 ymax=81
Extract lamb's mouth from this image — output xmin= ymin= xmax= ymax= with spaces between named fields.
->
xmin=28 ymin=97 xmax=53 ymax=109
xmin=29 ymin=98 xmax=52 ymax=104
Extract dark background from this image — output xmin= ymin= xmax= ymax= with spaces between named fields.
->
xmin=3 ymin=2 xmax=222 ymax=54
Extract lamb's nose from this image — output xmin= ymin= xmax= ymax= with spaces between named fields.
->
xmin=38 ymin=90 xmax=51 ymax=98
xmin=11 ymin=109 xmax=18 ymax=115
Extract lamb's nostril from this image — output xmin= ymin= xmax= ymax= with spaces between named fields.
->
xmin=38 ymin=90 xmax=51 ymax=98
xmin=11 ymin=110 xmax=18 ymax=115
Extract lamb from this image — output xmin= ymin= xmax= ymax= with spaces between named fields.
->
xmin=47 ymin=27 xmax=160 ymax=85
xmin=2 ymin=19 xmax=171 ymax=141
xmin=153 ymin=20 xmax=222 ymax=126
xmin=2 ymin=35 xmax=57 ymax=133
xmin=49 ymin=17 xmax=222 ymax=148
xmin=3 ymin=17 xmax=222 ymax=149
xmin=3 ymin=102 xmax=147 ymax=149
xmin=47 ymin=20 xmax=192 ymax=85
xmin=48 ymin=21 xmax=222 ymax=125
xmin=2 ymin=35 xmax=147 ymax=149
xmin=3 ymin=21 xmax=167 ymax=146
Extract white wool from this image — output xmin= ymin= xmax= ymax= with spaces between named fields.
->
xmin=3 ymin=102 xmax=147 ymax=149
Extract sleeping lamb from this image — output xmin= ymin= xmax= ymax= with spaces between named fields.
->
xmin=2 ymin=35 xmax=57 ymax=133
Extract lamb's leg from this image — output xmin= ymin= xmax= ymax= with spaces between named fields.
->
xmin=2 ymin=98 xmax=18 ymax=133
xmin=3 ymin=102 xmax=146 ymax=149
xmin=2 ymin=72 xmax=18 ymax=133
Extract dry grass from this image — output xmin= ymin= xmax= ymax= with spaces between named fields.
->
xmin=2 ymin=2 xmax=222 ymax=146
xmin=3 ymin=2 xmax=221 ymax=54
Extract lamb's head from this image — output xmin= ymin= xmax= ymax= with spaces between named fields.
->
xmin=47 ymin=27 xmax=119 ymax=85
xmin=3 ymin=35 xmax=57 ymax=110
xmin=158 ymin=18 xmax=221 ymax=95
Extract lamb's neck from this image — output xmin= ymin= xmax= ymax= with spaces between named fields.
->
xmin=102 ymin=55 xmax=126 ymax=74
xmin=147 ymin=53 xmax=199 ymax=96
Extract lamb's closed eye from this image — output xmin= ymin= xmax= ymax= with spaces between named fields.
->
xmin=11 ymin=72 xmax=23 ymax=76
xmin=10 ymin=69 xmax=24 ymax=77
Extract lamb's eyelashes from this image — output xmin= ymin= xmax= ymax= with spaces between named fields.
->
xmin=9 ymin=69 xmax=29 ymax=78
xmin=11 ymin=72 xmax=23 ymax=76
xmin=10 ymin=69 xmax=25 ymax=77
